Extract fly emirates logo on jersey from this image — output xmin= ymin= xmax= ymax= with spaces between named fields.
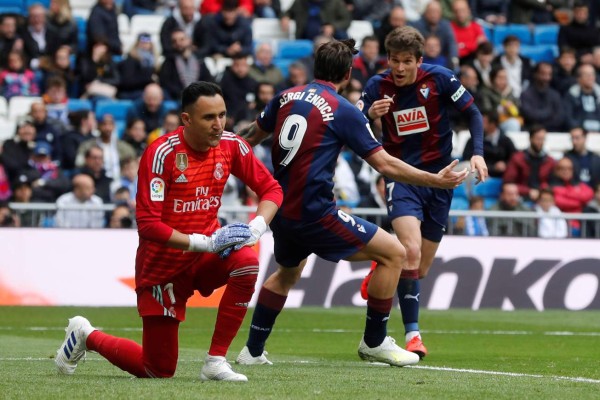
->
xmin=172 ymin=186 xmax=221 ymax=213
xmin=392 ymin=106 xmax=430 ymax=136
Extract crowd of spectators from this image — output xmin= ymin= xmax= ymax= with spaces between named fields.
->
xmin=0 ymin=0 xmax=599 ymax=237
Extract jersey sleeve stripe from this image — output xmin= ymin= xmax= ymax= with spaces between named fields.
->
xmin=152 ymin=136 xmax=181 ymax=174
xmin=221 ymin=135 xmax=250 ymax=156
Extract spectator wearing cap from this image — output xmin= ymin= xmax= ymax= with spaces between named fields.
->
xmin=117 ymin=33 xmax=158 ymax=101
xmin=195 ymin=0 xmax=253 ymax=58
xmin=55 ymin=173 xmax=105 ymax=228
xmin=87 ymin=0 xmax=122 ymax=55
xmin=126 ymin=83 xmax=168 ymax=135
xmin=18 ymin=141 xmax=70 ymax=202
xmin=219 ymin=53 xmax=258 ymax=130
xmin=159 ymin=29 xmax=214 ymax=101
xmin=30 ymin=102 xmax=66 ymax=164
xmin=1 ymin=118 xmax=37 ymax=183
xmin=76 ymin=114 xmax=136 ymax=180
xmin=161 ymin=0 xmax=202 ymax=58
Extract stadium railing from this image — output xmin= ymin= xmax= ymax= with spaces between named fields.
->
xmin=7 ymin=203 xmax=600 ymax=238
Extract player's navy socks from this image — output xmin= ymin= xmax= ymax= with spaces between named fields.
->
xmin=246 ymin=287 xmax=287 ymax=357
xmin=363 ymin=296 xmax=393 ymax=348
xmin=397 ymin=269 xmax=420 ymax=334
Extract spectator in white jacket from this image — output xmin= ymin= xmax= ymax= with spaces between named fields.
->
xmin=55 ymin=174 xmax=104 ymax=228
xmin=536 ymin=188 xmax=568 ymax=239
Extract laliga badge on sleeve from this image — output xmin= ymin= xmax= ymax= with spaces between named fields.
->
xmin=150 ymin=177 xmax=165 ymax=201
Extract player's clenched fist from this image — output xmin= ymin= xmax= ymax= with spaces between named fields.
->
xmin=188 ymin=223 xmax=252 ymax=253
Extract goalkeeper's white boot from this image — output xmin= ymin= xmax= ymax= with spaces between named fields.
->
xmin=55 ymin=316 xmax=95 ymax=375
xmin=236 ymin=346 xmax=273 ymax=365
xmin=358 ymin=336 xmax=420 ymax=367
xmin=200 ymin=354 xmax=248 ymax=382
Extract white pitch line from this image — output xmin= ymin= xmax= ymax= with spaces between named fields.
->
xmin=408 ymin=365 xmax=600 ymax=384
xmin=2 ymin=327 xmax=600 ymax=337
xmin=3 ymin=357 xmax=599 ymax=384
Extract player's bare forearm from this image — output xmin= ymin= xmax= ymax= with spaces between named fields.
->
xmin=366 ymin=151 xmax=468 ymax=189
xmin=255 ymin=199 xmax=280 ymax=225
xmin=237 ymin=121 xmax=270 ymax=147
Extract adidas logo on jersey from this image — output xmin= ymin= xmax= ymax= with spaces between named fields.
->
xmin=175 ymin=174 xmax=188 ymax=183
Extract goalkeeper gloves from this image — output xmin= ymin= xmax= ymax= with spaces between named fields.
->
xmin=218 ymin=216 xmax=268 ymax=258
xmin=188 ymin=223 xmax=252 ymax=253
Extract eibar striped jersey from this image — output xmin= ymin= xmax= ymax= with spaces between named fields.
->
xmin=257 ymin=79 xmax=383 ymax=222
xmin=360 ymin=63 xmax=475 ymax=172
xmin=135 ymin=127 xmax=282 ymax=288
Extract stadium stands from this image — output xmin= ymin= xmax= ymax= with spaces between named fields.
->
xmin=8 ymin=96 xmax=41 ymax=122
xmin=533 ymin=24 xmax=559 ymax=45
xmin=0 ymin=119 xmax=16 ymax=143
xmin=276 ymin=40 xmax=313 ymax=60
xmin=347 ymin=20 xmax=375 ymax=47
xmin=492 ymin=24 xmax=532 ymax=46
xmin=67 ymin=99 xmax=93 ymax=112
xmin=252 ymin=18 xmax=296 ymax=40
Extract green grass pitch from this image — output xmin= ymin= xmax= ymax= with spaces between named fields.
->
xmin=1 ymin=306 xmax=599 ymax=399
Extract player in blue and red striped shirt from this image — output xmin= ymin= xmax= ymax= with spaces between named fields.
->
xmin=235 ymin=38 xmax=469 ymax=367
xmin=359 ymin=26 xmax=488 ymax=358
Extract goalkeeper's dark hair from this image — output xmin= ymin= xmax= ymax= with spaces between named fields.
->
xmin=314 ymin=39 xmax=358 ymax=83
xmin=181 ymin=81 xmax=224 ymax=112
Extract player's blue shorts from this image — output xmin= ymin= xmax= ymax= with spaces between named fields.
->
xmin=271 ymin=209 xmax=379 ymax=268
xmin=384 ymin=178 xmax=453 ymax=243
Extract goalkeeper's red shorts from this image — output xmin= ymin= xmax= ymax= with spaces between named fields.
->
xmin=136 ymin=246 xmax=258 ymax=322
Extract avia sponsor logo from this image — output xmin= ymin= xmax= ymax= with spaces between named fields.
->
xmin=254 ymin=235 xmax=600 ymax=311
xmin=393 ymin=106 xmax=429 ymax=136
xmin=173 ymin=196 xmax=221 ymax=213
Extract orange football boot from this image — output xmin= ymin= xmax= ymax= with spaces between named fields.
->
xmin=405 ymin=336 xmax=428 ymax=359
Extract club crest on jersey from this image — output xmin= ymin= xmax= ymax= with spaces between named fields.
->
xmin=356 ymin=99 xmax=364 ymax=111
xmin=214 ymin=162 xmax=224 ymax=180
xmin=419 ymin=84 xmax=430 ymax=99
xmin=392 ymin=106 xmax=430 ymax=136
xmin=150 ymin=177 xmax=165 ymax=201
xmin=176 ymin=153 xmax=188 ymax=172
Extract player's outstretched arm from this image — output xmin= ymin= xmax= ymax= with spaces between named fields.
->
xmin=237 ymin=121 xmax=272 ymax=147
xmin=365 ymin=150 xmax=469 ymax=189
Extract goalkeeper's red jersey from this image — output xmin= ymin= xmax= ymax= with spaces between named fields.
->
xmin=135 ymin=127 xmax=282 ymax=288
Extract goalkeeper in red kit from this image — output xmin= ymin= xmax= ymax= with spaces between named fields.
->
xmin=55 ymin=82 xmax=283 ymax=382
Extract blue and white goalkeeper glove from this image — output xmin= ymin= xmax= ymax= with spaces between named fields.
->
xmin=188 ymin=223 xmax=252 ymax=254
xmin=218 ymin=216 xmax=267 ymax=258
